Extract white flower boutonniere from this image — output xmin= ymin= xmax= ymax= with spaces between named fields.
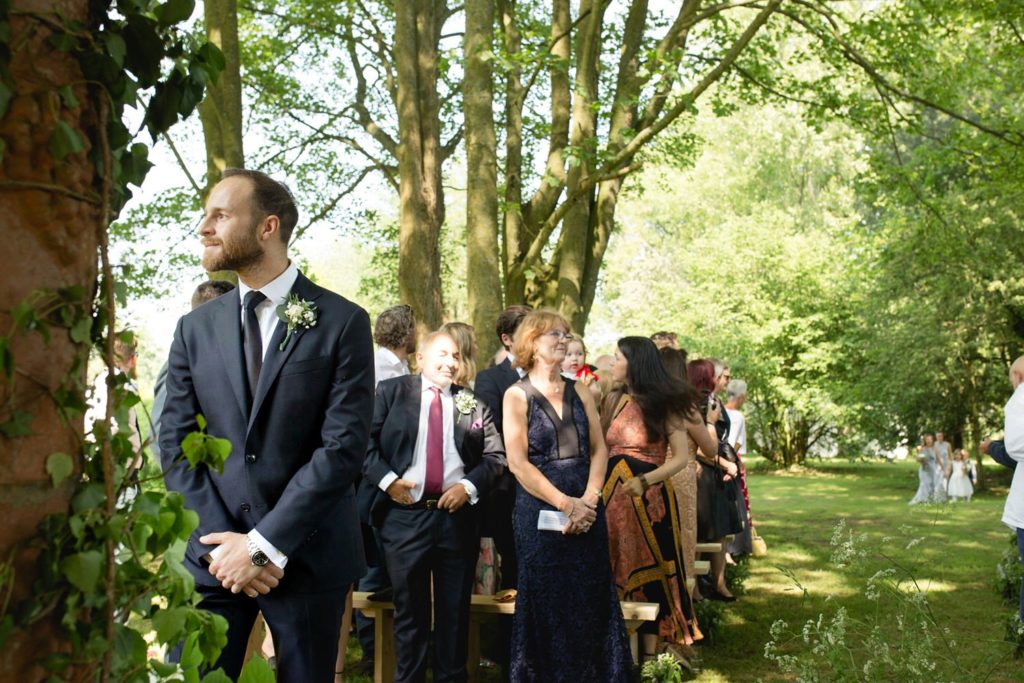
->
xmin=454 ymin=390 xmax=478 ymax=416
xmin=276 ymin=294 xmax=318 ymax=351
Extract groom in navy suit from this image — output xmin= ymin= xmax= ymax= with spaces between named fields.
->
xmin=160 ymin=169 xmax=374 ymax=682
xmin=361 ymin=331 xmax=505 ymax=683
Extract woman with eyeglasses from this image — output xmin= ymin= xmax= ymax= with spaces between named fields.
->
xmin=502 ymin=311 xmax=632 ymax=682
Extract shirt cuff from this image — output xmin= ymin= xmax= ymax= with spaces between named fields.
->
xmin=206 ymin=545 xmax=224 ymax=564
xmin=249 ymin=529 xmax=288 ymax=568
xmin=379 ymin=471 xmax=399 ymax=493
xmin=459 ymin=478 xmax=479 ymax=505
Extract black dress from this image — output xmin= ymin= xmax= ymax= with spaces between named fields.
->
xmin=696 ymin=403 xmax=743 ymax=542
xmin=510 ymin=377 xmax=632 ymax=683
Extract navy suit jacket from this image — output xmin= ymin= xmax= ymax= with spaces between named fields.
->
xmin=474 ymin=357 xmax=520 ymax=436
xmin=358 ymin=374 xmax=506 ymax=528
xmin=159 ymin=272 xmax=375 ymax=591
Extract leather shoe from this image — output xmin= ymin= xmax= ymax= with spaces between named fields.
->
xmin=368 ymin=587 xmax=394 ymax=602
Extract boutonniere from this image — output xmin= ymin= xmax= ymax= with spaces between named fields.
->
xmin=276 ymin=294 xmax=318 ymax=351
xmin=454 ymin=389 xmax=478 ymax=416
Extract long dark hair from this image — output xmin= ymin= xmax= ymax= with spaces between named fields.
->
xmin=617 ymin=336 xmax=701 ymax=442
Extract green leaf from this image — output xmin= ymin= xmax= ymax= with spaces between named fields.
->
xmin=201 ymin=669 xmax=233 ymax=683
xmin=155 ymin=0 xmax=196 ymax=26
xmin=0 ymin=615 xmax=14 ymax=649
xmin=104 ymin=33 xmax=127 ymax=68
xmin=45 ymin=452 xmax=74 ymax=486
xmin=71 ymin=483 xmax=106 ymax=513
xmin=150 ymin=659 xmax=178 ymax=677
xmin=0 ymin=410 xmax=33 ymax=438
xmin=70 ymin=316 xmax=91 ymax=343
xmin=0 ymin=81 xmax=12 ymax=120
xmin=57 ymin=85 xmax=79 ymax=109
xmin=237 ymin=657 xmax=275 ymax=683
xmin=0 ymin=337 xmax=12 ymax=380
xmin=60 ymin=550 xmax=103 ymax=593
xmin=152 ymin=606 xmax=187 ymax=643
xmin=49 ymin=120 xmax=84 ymax=160
xmin=197 ymin=42 xmax=226 ymax=73
xmin=113 ymin=623 xmax=147 ymax=669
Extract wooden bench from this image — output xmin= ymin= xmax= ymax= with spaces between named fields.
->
xmin=353 ymin=591 xmax=658 ymax=683
xmin=695 ymin=542 xmax=722 ymax=554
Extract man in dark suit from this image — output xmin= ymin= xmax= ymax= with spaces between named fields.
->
xmin=361 ymin=331 xmax=505 ymax=683
xmin=160 ymin=169 xmax=374 ymax=682
xmin=472 ymin=305 xmax=529 ymax=681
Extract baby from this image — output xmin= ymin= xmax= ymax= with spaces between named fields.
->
xmin=561 ymin=335 xmax=602 ymax=399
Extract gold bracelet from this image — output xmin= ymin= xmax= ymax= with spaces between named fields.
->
xmin=588 ymin=487 xmax=602 ymax=501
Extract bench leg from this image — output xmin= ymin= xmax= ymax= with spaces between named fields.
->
xmin=467 ymin=613 xmax=482 ymax=683
xmin=374 ymin=610 xmax=395 ymax=683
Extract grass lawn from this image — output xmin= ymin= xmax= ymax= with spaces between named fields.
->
xmin=335 ymin=457 xmax=1020 ymax=681
xmin=695 ymin=456 xmax=1021 ymax=682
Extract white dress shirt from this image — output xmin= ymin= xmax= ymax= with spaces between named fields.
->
xmin=378 ymin=375 xmax=479 ymax=504
xmin=375 ymin=346 xmax=410 ymax=386
xmin=1002 ymin=384 xmax=1024 ymax=529
xmin=210 ymin=262 xmax=299 ymax=568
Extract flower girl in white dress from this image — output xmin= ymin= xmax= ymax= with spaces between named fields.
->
xmin=947 ymin=449 xmax=974 ymax=502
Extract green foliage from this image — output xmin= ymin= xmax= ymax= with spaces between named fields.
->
xmin=181 ymin=414 xmax=232 ymax=474
xmin=640 ymin=652 xmax=684 ymax=683
xmin=994 ymin=534 xmax=1023 ymax=607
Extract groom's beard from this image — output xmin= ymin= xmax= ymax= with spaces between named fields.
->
xmin=203 ymin=224 xmax=263 ymax=273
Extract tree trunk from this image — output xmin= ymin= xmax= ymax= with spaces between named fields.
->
xmin=198 ymin=0 xmax=244 ymax=193
xmin=0 ymin=1 xmax=99 ymax=678
xmin=395 ymin=0 xmax=446 ymax=336
xmin=464 ymin=0 xmax=503 ymax=362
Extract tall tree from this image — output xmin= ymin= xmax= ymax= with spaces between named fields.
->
xmin=198 ymin=0 xmax=244 ymax=191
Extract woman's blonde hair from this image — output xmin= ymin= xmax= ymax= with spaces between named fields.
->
xmin=440 ymin=321 xmax=478 ymax=386
xmin=511 ymin=310 xmax=570 ymax=372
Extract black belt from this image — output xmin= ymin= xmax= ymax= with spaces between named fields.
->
xmin=403 ymin=497 xmax=442 ymax=510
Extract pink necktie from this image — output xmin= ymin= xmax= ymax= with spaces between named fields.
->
xmin=423 ymin=387 xmax=444 ymax=496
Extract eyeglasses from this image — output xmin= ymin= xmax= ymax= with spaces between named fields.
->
xmin=544 ymin=330 xmax=571 ymax=340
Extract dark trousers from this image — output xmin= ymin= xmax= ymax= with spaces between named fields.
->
xmin=171 ymin=582 xmax=347 ymax=683
xmin=488 ymin=489 xmax=516 ymax=683
xmin=1017 ymin=527 xmax=1024 ymax=621
xmin=380 ymin=504 xmax=479 ymax=683
xmin=356 ymin=525 xmax=390 ymax=659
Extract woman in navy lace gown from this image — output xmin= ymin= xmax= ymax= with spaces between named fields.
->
xmin=502 ymin=311 xmax=633 ymax=683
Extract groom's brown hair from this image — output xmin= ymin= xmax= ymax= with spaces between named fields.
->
xmin=223 ymin=168 xmax=299 ymax=245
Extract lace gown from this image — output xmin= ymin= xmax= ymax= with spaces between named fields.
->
xmin=909 ymin=446 xmax=936 ymax=504
xmin=603 ymin=399 xmax=701 ymax=645
xmin=510 ymin=377 xmax=632 ymax=683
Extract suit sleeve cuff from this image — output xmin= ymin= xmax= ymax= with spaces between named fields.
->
xmin=249 ymin=529 xmax=289 ymax=568
xmin=379 ymin=471 xmax=399 ymax=493
xmin=460 ymin=478 xmax=479 ymax=505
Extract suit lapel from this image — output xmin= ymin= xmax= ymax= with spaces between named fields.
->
xmin=214 ymin=289 xmax=249 ymax=419
xmin=247 ymin=272 xmax=325 ymax=433
xmin=452 ymin=385 xmax=472 ymax=454
xmin=398 ymin=375 xmax=422 ymax=472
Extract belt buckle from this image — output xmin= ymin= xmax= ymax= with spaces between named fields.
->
xmin=425 ymin=499 xmax=438 ymax=510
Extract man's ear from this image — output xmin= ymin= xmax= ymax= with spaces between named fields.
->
xmin=259 ymin=215 xmax=281 ymax=243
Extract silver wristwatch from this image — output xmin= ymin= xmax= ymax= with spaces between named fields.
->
xmin=246 ymin=536 xmax=270 ymax=567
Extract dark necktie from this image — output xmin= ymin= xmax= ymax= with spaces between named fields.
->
xmin=423 ymin=386 xmax=444 ymax=496
xmin=243 ymin=290 xmax=267 ymax=398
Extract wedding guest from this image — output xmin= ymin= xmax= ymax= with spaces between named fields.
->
xmin=981 ymin=356 xmax=1024 ymax=622
xmin=725 ymin=379 xmax=753 ymax=558
xmin=360 ymin=331 xmax=505 ymax=683
xmin=909 ymin=434 xmax=937 ymax=505
xmin=650 ymin=331 xmax=681 ymax=350
xmin=602 ymin=337 xmax=703 ymax=662
xmin=503 ymin=311 xmax=632 ymax=681
xmin=934 ymin=432 xmax=952 ymax=502
xmin=440 ymin=321 xmax=478 ymax=387
xmin=561 ymin=334 xmax=602 ymax=399
xmin=474 ymin=305 xmax=530 ymax=679
xmin=688 ymin=358 xmax=740 ymax=601
xmin=374 ymin=304 xmax=417 ymax=385
xmin=354 ymin=304 xmax=419 ymax=675
xmin=947 ymin=449 xmax=974 ymax=501
xmin=160 ymin=169 xmax=374 ymax=681
xmin=149 ymin=280 xmax=236 ymax=458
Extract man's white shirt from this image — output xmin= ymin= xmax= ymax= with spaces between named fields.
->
xmin=210 ymin=263 xmax=300 ymax=568
xmin=1003 ymin=384 xmax=1024 ymax=529
xmin=378 ymin=375 xmax=479 ymax=504
xmin=375 ymin=346 xmax=410 ymax=386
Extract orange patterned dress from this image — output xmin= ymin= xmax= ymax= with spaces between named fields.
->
xmin=602 ymin=398 xmax=701 ymax=644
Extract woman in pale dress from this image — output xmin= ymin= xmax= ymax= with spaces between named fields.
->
xmin=909 ymin=434 xmax=936 ymax=505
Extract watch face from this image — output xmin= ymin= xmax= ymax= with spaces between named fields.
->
xmin=251 ymin=551 xmax=270 ymax=567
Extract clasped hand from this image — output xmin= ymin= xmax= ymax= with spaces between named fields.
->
xmin=202 ymin=532 xmax=284 ymax=598
xmin=386 ymin=478 xmax=469 ymax=513
xmin=561 ymin=496 xmax=597 ymax=535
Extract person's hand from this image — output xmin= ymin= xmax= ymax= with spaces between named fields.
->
xmin=386 ymin=479 xmax=417 ymax=505
xmin=242 ymin=563 xmax=285 ymax=598
xmin=438 ymin=483 xmax=470 ymax=513
xmin=561 ymin=496 xmax=596 ymax=534
xmin=581 ymin=487 xmax=601 ymax=508
xmin=622 ymin=476 xmax=645 ymax=497
xmin=981 ymin=439 xmax=991 ymax=455
xmin=203 ymin=532 xmax=263 ymax=594
xmin=724 ymin=461 xmax=738 ymax=478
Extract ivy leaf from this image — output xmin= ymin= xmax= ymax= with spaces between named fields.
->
xmin=70 ymin=316 xmax=91 ymax=343
xmin=0 ymin=81 xmax=12 ymax=120
xmin=60 ymin=550 xmax=103 ymax=593
xmin=0 ymin=410 xmax=33 ymax=438
xmin=122 ymin=15 xmax=162 ymax=87
xmin=238 ymin=657 xmax=275 ymax=683
xmin=45 ymin=452 xmax=74 ymax=487
xmin=113 ymin=623 xmax=147 ymax=669
xmin=197 ymin=42 xmax=226 ymax=73
xmin=201 ymin=670 xmax=233 ymax=683
xmin=152 ymin=606 xmax=187 ymax=643
xmin=0 ymin=615 xmax=13 ymax=649
xmin=155 ymin=0 xmax=196 ymax=26
xmin=57 ymin=85 xmax=79 ymax=109
xmin=104 ymin=33 xmax=127 ymax=68
xmin=0 ymin=337 xmax=12 ymax=380
xmin=49 ymin=121 xmax=84 ymax=161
